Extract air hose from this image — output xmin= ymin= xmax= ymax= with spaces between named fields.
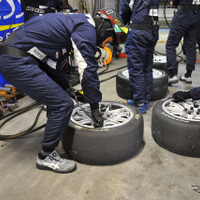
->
xmin=0 ymin=102 xmax=45 ymax=140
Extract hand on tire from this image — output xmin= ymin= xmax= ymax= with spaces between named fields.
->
xmin=172 ymin=91 xmax=191 ymax=102
xmin=91 ymin=109 xmax=104 ymax=128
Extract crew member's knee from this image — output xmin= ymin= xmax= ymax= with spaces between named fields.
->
xmin=62 ymin=97 xmax=74 ymax=115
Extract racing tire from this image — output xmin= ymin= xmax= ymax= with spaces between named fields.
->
xmin=152 ymin=99 xmax=200 ymax=157
xmin=153 ymin=55 xmax=168 ymax=73
xmin=62 ymin=101 xmax=144 ymax=165
xmin=116 ymin=69 xmax=168 ymax=101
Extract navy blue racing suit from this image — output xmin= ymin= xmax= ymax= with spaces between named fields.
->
xmin=22 ymin=0 xmax=73 ymax=22
xmin=190 ymin=87 xmax=200 ymax=99
xmin=0 ymin=13 xmax=102 ymax=149
xmin=197 ymin=24 xmax=200 ymax=52
xmin=166 ymin=0 xmax=200 ymax=73
xmin=21 ymin=0 xmax=74 ymax=91
xmin=120 ymin=0 xmax=159 ymax=105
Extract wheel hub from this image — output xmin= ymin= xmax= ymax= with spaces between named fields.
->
xmin=71 ymin=102 xmax=134 ymax=128
xmin=163 ymin=99 xmax=200 ymax=121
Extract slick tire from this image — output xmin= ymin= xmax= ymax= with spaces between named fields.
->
xmin=153 ymin=55 xmax=168 ymax=73
xmin=116 ymin=69 xmax=168 ymax=101
xmin=62 ymin=101 xmax=144 ymax=165
xmin=152 ymin=99 xmax=200 ymax=157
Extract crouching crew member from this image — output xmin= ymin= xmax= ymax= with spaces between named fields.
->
xmin=0 ymin=10 xmax=122 ymax=173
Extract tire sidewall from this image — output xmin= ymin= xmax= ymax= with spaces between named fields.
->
xmin=62 ymin=101 xmax=144 ymax=165
xmin=116 ymin=69 xmax=168 ymax=100
xmin=152 ymin=99 xmax=200 ymax=157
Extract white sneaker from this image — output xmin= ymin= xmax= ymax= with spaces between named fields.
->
xmin=180 ymin=74 xmax=192 ymax=84
xmin=168 ymin=75 xmax=179 ymax=84
xmin=36 ymin=150 xmax=76 ymax=173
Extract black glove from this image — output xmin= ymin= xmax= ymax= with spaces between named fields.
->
xmin=172 ymin=91 xmax=191 ymax=102
xmin=66 ymin=86 xmax=86 ymax=103
xmin=90 ymin=103 xmax=104 ymax=128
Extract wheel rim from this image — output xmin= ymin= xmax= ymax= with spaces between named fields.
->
xmin=122 ymin=69 xmax=163 ymax=79
xmin=162 ymin=99 xmax=200 ymax=121
xmin=71 ymin=102 xmax=135 ymax=128
xmin=152 ymin=69 xmax=163 ymax=79
xmin=153 ymin=55 xmax=167 ymax=63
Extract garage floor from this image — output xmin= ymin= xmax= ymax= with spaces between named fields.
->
xmin=0 ymin=30 xmax=200 ymax=200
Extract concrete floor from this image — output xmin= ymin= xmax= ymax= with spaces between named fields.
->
xmin=0 ymin=30 xmax=200 ymax=200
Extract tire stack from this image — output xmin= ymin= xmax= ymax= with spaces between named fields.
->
xmin=116 ymin=68 xmax=168 ymax=101
xmin=153 ymin=55 xmax=168 ymax=73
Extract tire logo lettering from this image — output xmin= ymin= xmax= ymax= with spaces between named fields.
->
xmin=81 ymin=128 xmax=109 ymax=132
xmin=26 ymin=6 xmax=45 ymax=14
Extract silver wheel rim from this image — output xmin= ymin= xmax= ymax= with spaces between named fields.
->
xmin=162 ymin=99 xmax=200 ymax=121
xmin=153 ymin=55 xmax=167 ymax=63
xmin=71 ymin=102 xmax=135 ymax=128
xmin=122 ymin=69 xmax=163 ymax=79
xmin=153 ymin=69 xmax=163 ymax=79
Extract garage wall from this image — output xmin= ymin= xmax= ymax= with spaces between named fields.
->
xmin=68 ymin=0 xmax=121 ymax=16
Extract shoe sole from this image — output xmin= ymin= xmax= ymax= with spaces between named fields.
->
xmin=36 ymin=163 xmax=77 ymax=174
xmin=180 ymin=78 xmax=192 ymax=84
xmin=168 ymin=79 xmax=179 ymax=84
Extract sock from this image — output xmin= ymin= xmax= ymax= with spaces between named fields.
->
xmin=169 ymin=69 xmax=178 ymax=78
xmin=38 ymin=147 xmax=55 ymax=160
xmin=185 ymin=70 xmax=192 ymax=77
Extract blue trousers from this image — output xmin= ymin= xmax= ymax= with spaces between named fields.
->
xmin=166 ymin=10 xmax=200 ymax=72
xmin=125 ymin=29 xmax=158 ymax=104
xmin=0 ymin=55 xmax=74 ymax=149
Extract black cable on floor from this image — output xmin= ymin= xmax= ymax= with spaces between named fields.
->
xmin=0 ymin=103 xmax=45 ymax=140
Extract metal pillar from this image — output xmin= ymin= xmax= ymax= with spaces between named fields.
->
xmin=104 ymin=0 xmax=120 ymax=12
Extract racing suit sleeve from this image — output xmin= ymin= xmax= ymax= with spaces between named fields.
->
xmin=190 ymin=87 xmax=200 ymax=100
xmin=70 ymin=20 xmax=102 ymax=104
xmin=120 ymin=0 xmax=132 ymax=25
xmin=149 ymin=0 xmax=160 ymax=22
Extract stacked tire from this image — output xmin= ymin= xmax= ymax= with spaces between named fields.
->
xmin=153 ymin=55 xmax=168 ymax=73
xmin=116 ymin=68 xmax=168 ymax=101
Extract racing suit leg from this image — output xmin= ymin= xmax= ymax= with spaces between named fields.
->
xmin=166 ymin=13 xmax=187 ymax=72
xmin=126 ymin=30 xmax=149 ymax=105
xmin=197 ymin=24 xmax=200 ymax=52
xmin=144 ymin=45 xmax=155 ymax=101
xmin=126 ymin=29 xmax=157 ymax=105
xmin=0 ymin=55 xmax=74 ymax=149
xmin=184 ymin=23 xmax=199 ymax=71
xmin=39 ymin=62 xmax=70 ymax=90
